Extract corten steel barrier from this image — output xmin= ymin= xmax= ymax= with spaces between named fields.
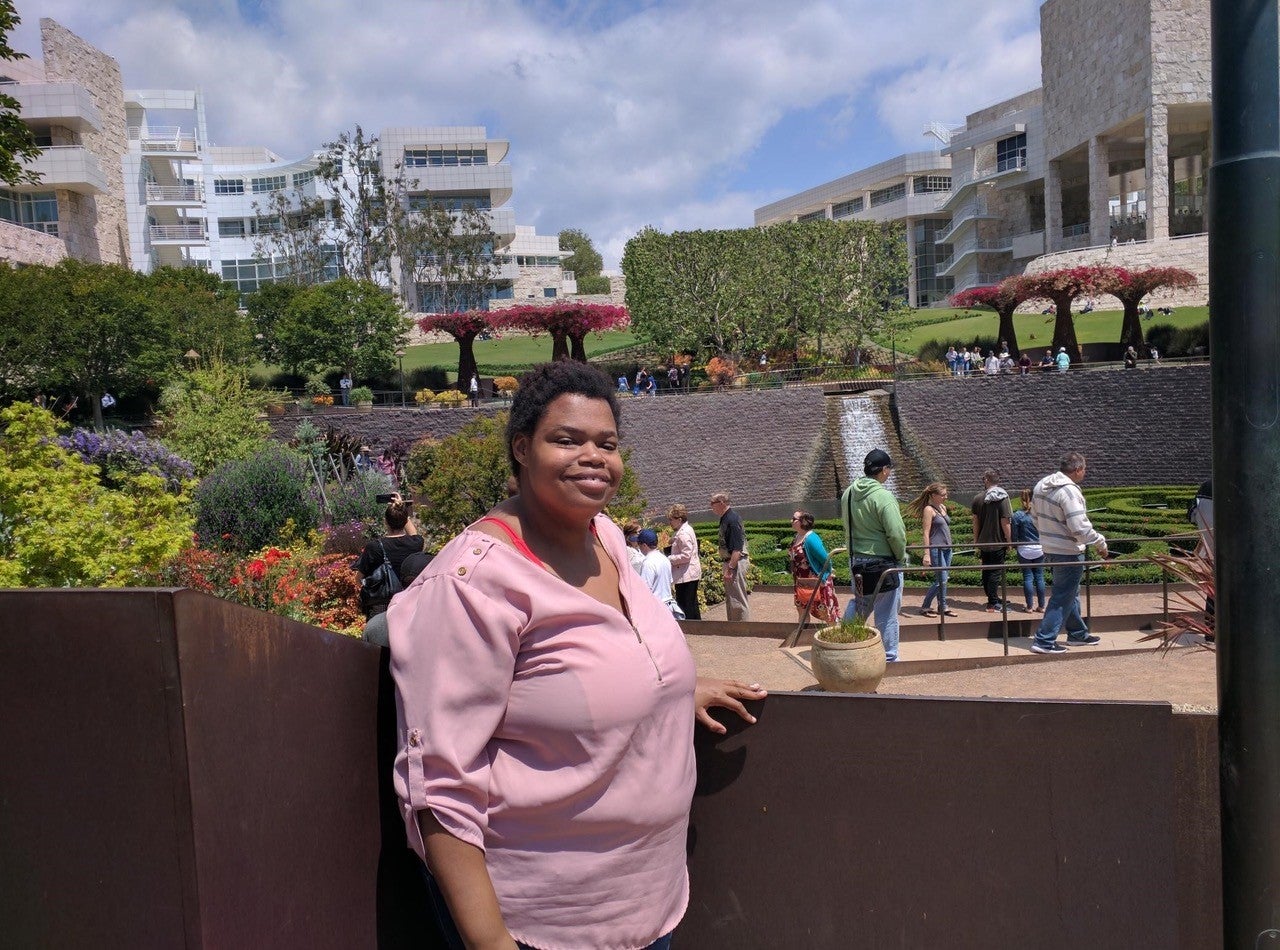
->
xmin=0 ymin=589 xmax=1221 ymax=948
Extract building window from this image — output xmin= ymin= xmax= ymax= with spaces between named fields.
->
xmin=0 ymin=189 xmax=59 ymax=236
xmin=292 ymin=170 xmax=315 ymax=188
xmin=996 ymin=134 xmax=1027 ymax=173
xmin=870 ymin=182 xmax=907 ymax=207
xmin=797 ymin=210 xmax=826 ymax=222
xmin=911 ymin=218 xmax=955 ymax=306
xmin=251 ymin=175 xmax=287 ymax=194
xmin=403 ymin=147 xmax=489 ymax=167
xmin=832 ymin=197 xmax=864 ymax=219
xmin=214 ymin=178 xmax=245 ymax=195
xmin=249 ymin=216 xmax=283 ymax=234
xmin=543 ymin=287 xmax=557 ymax=298
xmin=218 ymin=218 xmax=246 ymax=238
xmin=406 ymin=193 xmax=493 ymax=213
xmin=913 ymin=176 xmax=951 ymax=194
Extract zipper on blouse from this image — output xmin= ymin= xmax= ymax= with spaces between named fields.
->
xmin=598 ymin=532 xmax=664 ymax=685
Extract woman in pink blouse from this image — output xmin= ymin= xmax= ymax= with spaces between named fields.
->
xmin=389 ymin=362 xmax=765 ymax=950
xmin=666 ymin=503 xmax=703 ymax=620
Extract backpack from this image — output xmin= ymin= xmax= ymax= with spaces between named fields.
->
xmin=360 ymin=540 xmax=402 ymax=614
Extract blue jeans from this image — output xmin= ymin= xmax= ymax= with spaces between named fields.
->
xmin=1019 ymin=555 xmax=1046 ymax=609
xmin=846 ymin=581 xmax=903 ymax=662
xmin=922 ymin=547 xmax=951 ymax=611
xmin=1035 ymin=553 xmax=1088 ymax=645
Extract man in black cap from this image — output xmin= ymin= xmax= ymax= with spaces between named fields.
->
xmin=840 ymin=448 xmax=907 ymax=661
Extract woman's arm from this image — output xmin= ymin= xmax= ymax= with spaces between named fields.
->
xmin=921 ymin=507 xmax=934 ymax=565
xmin=420 ymin=811 xmax=518 ymax=950
xmin=694 ymin=677 xmax=768 ymax=734
xmin=668 ymin=525 xmax=691 ymax=568
xmin=802 ymin=531 xmax=830 ymax=576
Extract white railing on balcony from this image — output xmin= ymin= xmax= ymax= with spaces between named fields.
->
xmin=936 ymin=238 xmax=1015 ymax=275
xmin=149 ymin=224 xmax=206 ymax=242
xmin=145 ymin=183 xmax=202 ymax=203
xmin=129 ymin=126 xmax=199 ymax=152
xmin=951 ymin=271 xmax=1017 ymax=294
xmin=935 ymin=200 xmax=996 ymax=244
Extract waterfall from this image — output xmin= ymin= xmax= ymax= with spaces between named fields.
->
xmin=839 ymin=394 xmax=905 ymax=495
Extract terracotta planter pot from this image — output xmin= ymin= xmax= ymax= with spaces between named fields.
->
xmin=355 ymin=401 xmax=373 ymax=413
xmin=811 ymin=627 xmax=886 ymax=693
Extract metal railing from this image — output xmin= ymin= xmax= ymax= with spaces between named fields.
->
xmin=149 ymin=223 xmax=205 ymax=242
xmin=791 ymin=531 xmax=1202 ymax=656
xmin=894 ymin=352 xmax=1209 ymax=381
xmin=145 ymin=183 xmax=201 ymax=202
xmin=128 ymin=126 xmax=199 ymax=152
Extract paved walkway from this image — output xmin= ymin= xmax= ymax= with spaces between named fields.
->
xmin=688 ymin=586 xmax=1216 ymax=711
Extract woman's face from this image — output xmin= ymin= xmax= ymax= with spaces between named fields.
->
xmin=512 ymin=394 xmax=623 ymax=518
xmin=932 ymin=489 xmax=948 ymax=505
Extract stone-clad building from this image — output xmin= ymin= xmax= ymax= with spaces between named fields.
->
xmin=756 ymin=0 xmax=1211 ymax=308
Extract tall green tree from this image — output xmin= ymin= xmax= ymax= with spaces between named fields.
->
xmin=0 ymin=2 xmax=43 ymax=187
xmin=249 ymin=187 xmax=335 ymax=286
xmin=395 ymin=201 xmax=500 ymax=313
xmin=245 ymin=281 xmax=303 ymax=365
xmin=155 ymin=358 xmax=269 ymax=477
xmin=315 ymin=125 xmax=396 ymax=283
xmin=559 ymin=228 xmax=610 ymax=295
xmin=149 ymin=266 xmax=252 ymax=364
xmin=622 ymin=227 xmax=771 ymax=358
xmin=272 ymin=277 xmax=409 ymax=379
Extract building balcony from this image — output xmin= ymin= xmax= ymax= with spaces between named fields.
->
xmin=951 ymin=270 xmax=1018 ymax=294
xmin=972 ymin=152 xmax=1028 ymax=185
xmin=8 ymin=82 xmax=103 ymax=132
xmin=1010 ymin=230 xmax=1045 ymax=259
xmin=150 ymin=223 xmax=207 ymax=244
xmin=145 ymin=183 xmax=203 ymax=205
xmin=402 ymin=163 xmax=513 ymax=206
xmin=935 ymin=200 xmax=999 ymax=244
xmin=936 ymin=238 xmax=1014 ymax=277
xmin=129 ymin=126 xmax=200 ymax=157
xmin=18 ymin=146 xmax=108 ymax=195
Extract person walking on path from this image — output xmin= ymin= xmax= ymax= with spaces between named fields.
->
xmin=1030 ymin=452 xmax=1108 ymax=654
xmin=710 ymin=491 xmax=750 ymax=621
xmin=971 ymin=469 xmax=1013 ymax=612
xmin=1055 ymin=347 xmax=1071 ymax=372
xmin=788 ymin=510 xmax=840 ymax=624
xmin=468 ymin=374 xmax=480 ymax=407
xmin=908 ymin=483 xmax=956 ymax=618
xmin=1012 ymin=488 xmax=1046 ymax=612
xmin=666 ymin=504 xmax=703 ymax=621
xmin=841 ymin=449 xmax=907 ymax=661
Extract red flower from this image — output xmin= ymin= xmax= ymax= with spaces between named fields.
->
xmin=229 ymin=575 xmax=242 ymax=587
xmin=247 ymin=559 xmax=267 ymax=580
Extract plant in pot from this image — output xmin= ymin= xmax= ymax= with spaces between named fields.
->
xmin=349 ymin=385 xmax=374 ymax=411
xmin=811 ymin=612 xmax=886 ymax=693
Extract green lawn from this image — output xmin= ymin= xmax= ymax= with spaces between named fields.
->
xmin=893 ymin=306 xmax=1209 ymax=355
xmin=405 ymin=329 xmax=637 ymax=375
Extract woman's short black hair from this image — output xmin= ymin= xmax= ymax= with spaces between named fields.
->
xmin=506 ymin=362 xmax=621 ymax=477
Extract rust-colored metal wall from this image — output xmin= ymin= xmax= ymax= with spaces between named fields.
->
xmin=0 ymin=590 xmax=1220 ymax=948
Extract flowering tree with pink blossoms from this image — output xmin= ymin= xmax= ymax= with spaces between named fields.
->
xmin=417 ymin=310 xmax=505 ymax=391
xmin=1094 ymin=266 xmax=1197 ymax=350
xmin=949 ymin=275 xmax=1035 ymax=356
xmin=1020 ymin=265 xmax=1112 ymax=362
xmin=500 ymin=302 xmax=630 ymax=362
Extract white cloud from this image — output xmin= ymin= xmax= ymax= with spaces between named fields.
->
xmin=14 ymin=0 xmax=1043 ymax=266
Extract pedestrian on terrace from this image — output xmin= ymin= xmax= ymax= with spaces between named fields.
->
xmin=1012 ymin=488 xmax=1046 ymax=612
xmin=909 ymin=482 xmax=956 ymax=618
xmin=971 ymin=469 xmax=1013 ymax=612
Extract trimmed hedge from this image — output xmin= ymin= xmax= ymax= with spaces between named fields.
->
xmin=693 ymin=485 xmax=1199 ymax=588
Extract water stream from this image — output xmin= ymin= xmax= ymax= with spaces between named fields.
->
xmin=838 ymin=394 xmax=904 ymax=495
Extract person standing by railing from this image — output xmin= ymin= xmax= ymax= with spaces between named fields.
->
xmin=909 ymin=483 xmax=956 ymax=618
xmin=841 ymin=449 xmax=907 ymax=661
xmin=1012 ymin=488 xmax=1046 ymax=612
xmin=971 ymin=469 xmax=1013 ymax=612
xmin=1030 ymin=452 xmax=1108 ymax=654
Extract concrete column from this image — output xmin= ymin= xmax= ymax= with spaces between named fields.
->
xmin=1088 ymin=136 xmax=1111 ymax=246
xmin=1045 ymin=160 xmax=1063 ymax=252
xmin=1145 ymin=105 xmax=1170 ymax=241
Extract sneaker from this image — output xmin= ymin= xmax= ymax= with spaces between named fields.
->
xmin=1031 ymin=641 xmax=1069 ymax=655
xmin=1067 ymin=634 xmax=1101 ymax=645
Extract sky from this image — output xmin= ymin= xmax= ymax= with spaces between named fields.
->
xmin=13 ymin=0 xmax=1044 ymax=269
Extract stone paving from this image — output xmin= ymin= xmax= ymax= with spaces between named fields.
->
xmin=688 ymin=586 xmax=1217 ymax=711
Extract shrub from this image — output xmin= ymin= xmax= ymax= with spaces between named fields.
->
xmin=493 ymin=376 xmax=519 ymax=395
xmin=705 ymin=356 xmax=738 ymax=387
xmin=304 ymin=375 xmax=331 ymax=398
xmin=58 ymin=427 xmax=195 ymax=493
xmin=349 ymin=385 xmax=374 ymax=404
xmin=1145 ymin=321 xmax=1209 ymax=357
xmin=322 ymin=519 xmax=373 ymax=556
xmin=0 ymin=403 xmax=193 ymax=587
xmin=414 ymin=388 xmax=435 ymax=405
xmin=433 ymin=389 xmax=468 ymax=406
xmin=195 ymin=444 xmax=319 ymax=553
xmin=321 ymin=468 xmax=394 ymax=526
xmin=155 ymin=359 xmax=270 ymax=477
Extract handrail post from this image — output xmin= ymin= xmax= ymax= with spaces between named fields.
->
xmin=1161 ymin=567 xmax=1169 ymax=623
xmin=999 ymin=563 xmax=1009 ymax=656
xmin=1085 ymin=559 xmax=1092 ymax=630
xmin=937 ymin=563 xmax=947 ymax=642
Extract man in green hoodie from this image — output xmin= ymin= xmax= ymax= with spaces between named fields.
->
xmin=841 ymin=448 xmax=908 ymax=661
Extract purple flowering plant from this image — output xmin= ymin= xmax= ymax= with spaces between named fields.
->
xmin=58 ymin=427 xmax=195 ymax=493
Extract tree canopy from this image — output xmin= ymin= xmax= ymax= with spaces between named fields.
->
xmin=501 ymin=302 xmax=630 ymax=361
xmin=1094 ymin=266 xmax=1197 ymax=349
xmin=950 ymin=277 xmax=1035 ymax=355
xmin=621 ymin=220 xmax=907 ymax=361
xmin=272 ymin=277 xmax=409 ymax=379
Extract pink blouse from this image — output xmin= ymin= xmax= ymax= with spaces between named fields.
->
xmin=388 ymin=514 xmax=697 ymax=950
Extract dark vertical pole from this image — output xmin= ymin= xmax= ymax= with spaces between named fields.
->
xmin=1210 ymin=1 xmax=1280 ymax=944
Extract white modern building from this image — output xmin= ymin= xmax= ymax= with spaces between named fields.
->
xmin=2 ymin=20 xmax=577 ymax=313
xmin=756 ymin=0 xmax=1211 ymax=307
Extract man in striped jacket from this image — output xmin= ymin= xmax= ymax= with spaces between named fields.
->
xmin=1030 ymin=452 xmax=1109 ymax=655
